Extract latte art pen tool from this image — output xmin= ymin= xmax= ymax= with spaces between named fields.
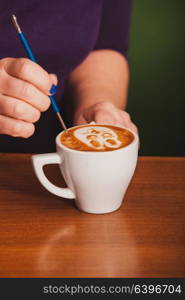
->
xmin=11 ymin=14 xmax=67 ymax=131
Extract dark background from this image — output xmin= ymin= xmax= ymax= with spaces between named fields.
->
xmin=127 ymin=0 xmax=185 ymax=156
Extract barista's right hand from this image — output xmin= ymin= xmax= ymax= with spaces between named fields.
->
xmin=0 ymin=57 xmax=57 ymax=138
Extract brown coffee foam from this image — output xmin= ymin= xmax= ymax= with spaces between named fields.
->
xmin=60 ymin=125 xmax=134 ymax=152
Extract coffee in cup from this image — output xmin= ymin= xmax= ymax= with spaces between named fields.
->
xmin=60 ymin=124 xmax=134 ymax=152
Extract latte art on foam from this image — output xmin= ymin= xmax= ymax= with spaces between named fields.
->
xmin=60 ymin=124 xmax=134 ymax=152
xmin=74 ymin=126 xmax=122 ymax=150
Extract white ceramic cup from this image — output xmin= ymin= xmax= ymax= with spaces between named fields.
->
xmin=32 ymin=125 xmax=139 ymax=214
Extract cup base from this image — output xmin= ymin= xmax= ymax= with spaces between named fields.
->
xmin=76 ymin=203 xmax=123 ymax=214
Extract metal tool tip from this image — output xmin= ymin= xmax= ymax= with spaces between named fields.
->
xmin=11 ymin=14 xmax=21 ymax=33
xmin=56 ymin=112 xmax=67 ymax=131
xmin=11 ymin=14 xmax=17 ymax=24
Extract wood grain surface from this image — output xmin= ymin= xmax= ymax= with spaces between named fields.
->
xmin=0 ymin=154 xmax=184 ymax=278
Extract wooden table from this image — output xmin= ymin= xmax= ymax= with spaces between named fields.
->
xmin=0 ymin=154 xmax=184 ymax=278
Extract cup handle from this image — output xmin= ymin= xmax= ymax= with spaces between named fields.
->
xmin=31 ymin=153 xmax=75 ymax=199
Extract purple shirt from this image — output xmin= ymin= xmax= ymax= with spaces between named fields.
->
xmin=0 ymin=0 xmax=132 ymax=152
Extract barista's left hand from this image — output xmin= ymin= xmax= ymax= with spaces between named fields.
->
xmin=74 ymin=101 xmax=138 ymax=134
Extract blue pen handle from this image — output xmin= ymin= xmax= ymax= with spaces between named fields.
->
xmin=12 ymin=14 xmax=66 ymax=129
xmin=19 ymin=32 xmax=37 ymax=63
xmin=18 ymin=32 xmax=60 ymax=113
xmin=49 ymin=95 xmax=60 ymax=113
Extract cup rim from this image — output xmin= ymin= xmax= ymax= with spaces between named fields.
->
xmin=56 ymin=124 xmax=139 ymax=154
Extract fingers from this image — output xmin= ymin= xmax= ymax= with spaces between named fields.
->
xmin=49 ymin=73 xmax=58 ymax=86
xmin=0 ymin=94 xmax=41 ymax=123
xmin=73 ymin=113 xmax=87 ymax=126
xmin=2 ymin=58 xmax=57 ymax=95
xmin=120 ymin=111 xmax=138 ymax=134
xmin=129 ymin=123 xmax=138 ymax=134
xmin=0 ymin=114 xmax=35 ymax=138
xmin=93 ymin=102 xmax=126 ymax=125
xmin=0 ymin=73 xmax=51 ymax=112
xmin=94 ymin=102 xmax=138 ymax=134
xmin=94 ymin=111 xmax=117 ymax=124
xmin=80 ymin=101 xmax=138 ymax=134
xmin=0 ymin=57 xmax=59 ymax=139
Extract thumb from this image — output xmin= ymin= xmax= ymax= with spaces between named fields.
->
xmin=49 ymin=73 xmax=58 ymax=86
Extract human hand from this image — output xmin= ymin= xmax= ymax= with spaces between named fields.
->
xmin=74 ymin=101 xmax=138 ymax=134
xmin=0 ymin=57 xmax=57 ymax=138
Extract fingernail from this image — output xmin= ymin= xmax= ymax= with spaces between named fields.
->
xmin=49 ymin=84 xmax=57 ymax=95
xmin=50 ymin=73 xmax=58 ymax=81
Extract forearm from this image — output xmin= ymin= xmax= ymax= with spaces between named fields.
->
xmin=67 ymin=49 xmax=129 ymax=121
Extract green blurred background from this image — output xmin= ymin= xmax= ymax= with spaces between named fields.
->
xmin=127 ymin=0 xmax=185 ymax=156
